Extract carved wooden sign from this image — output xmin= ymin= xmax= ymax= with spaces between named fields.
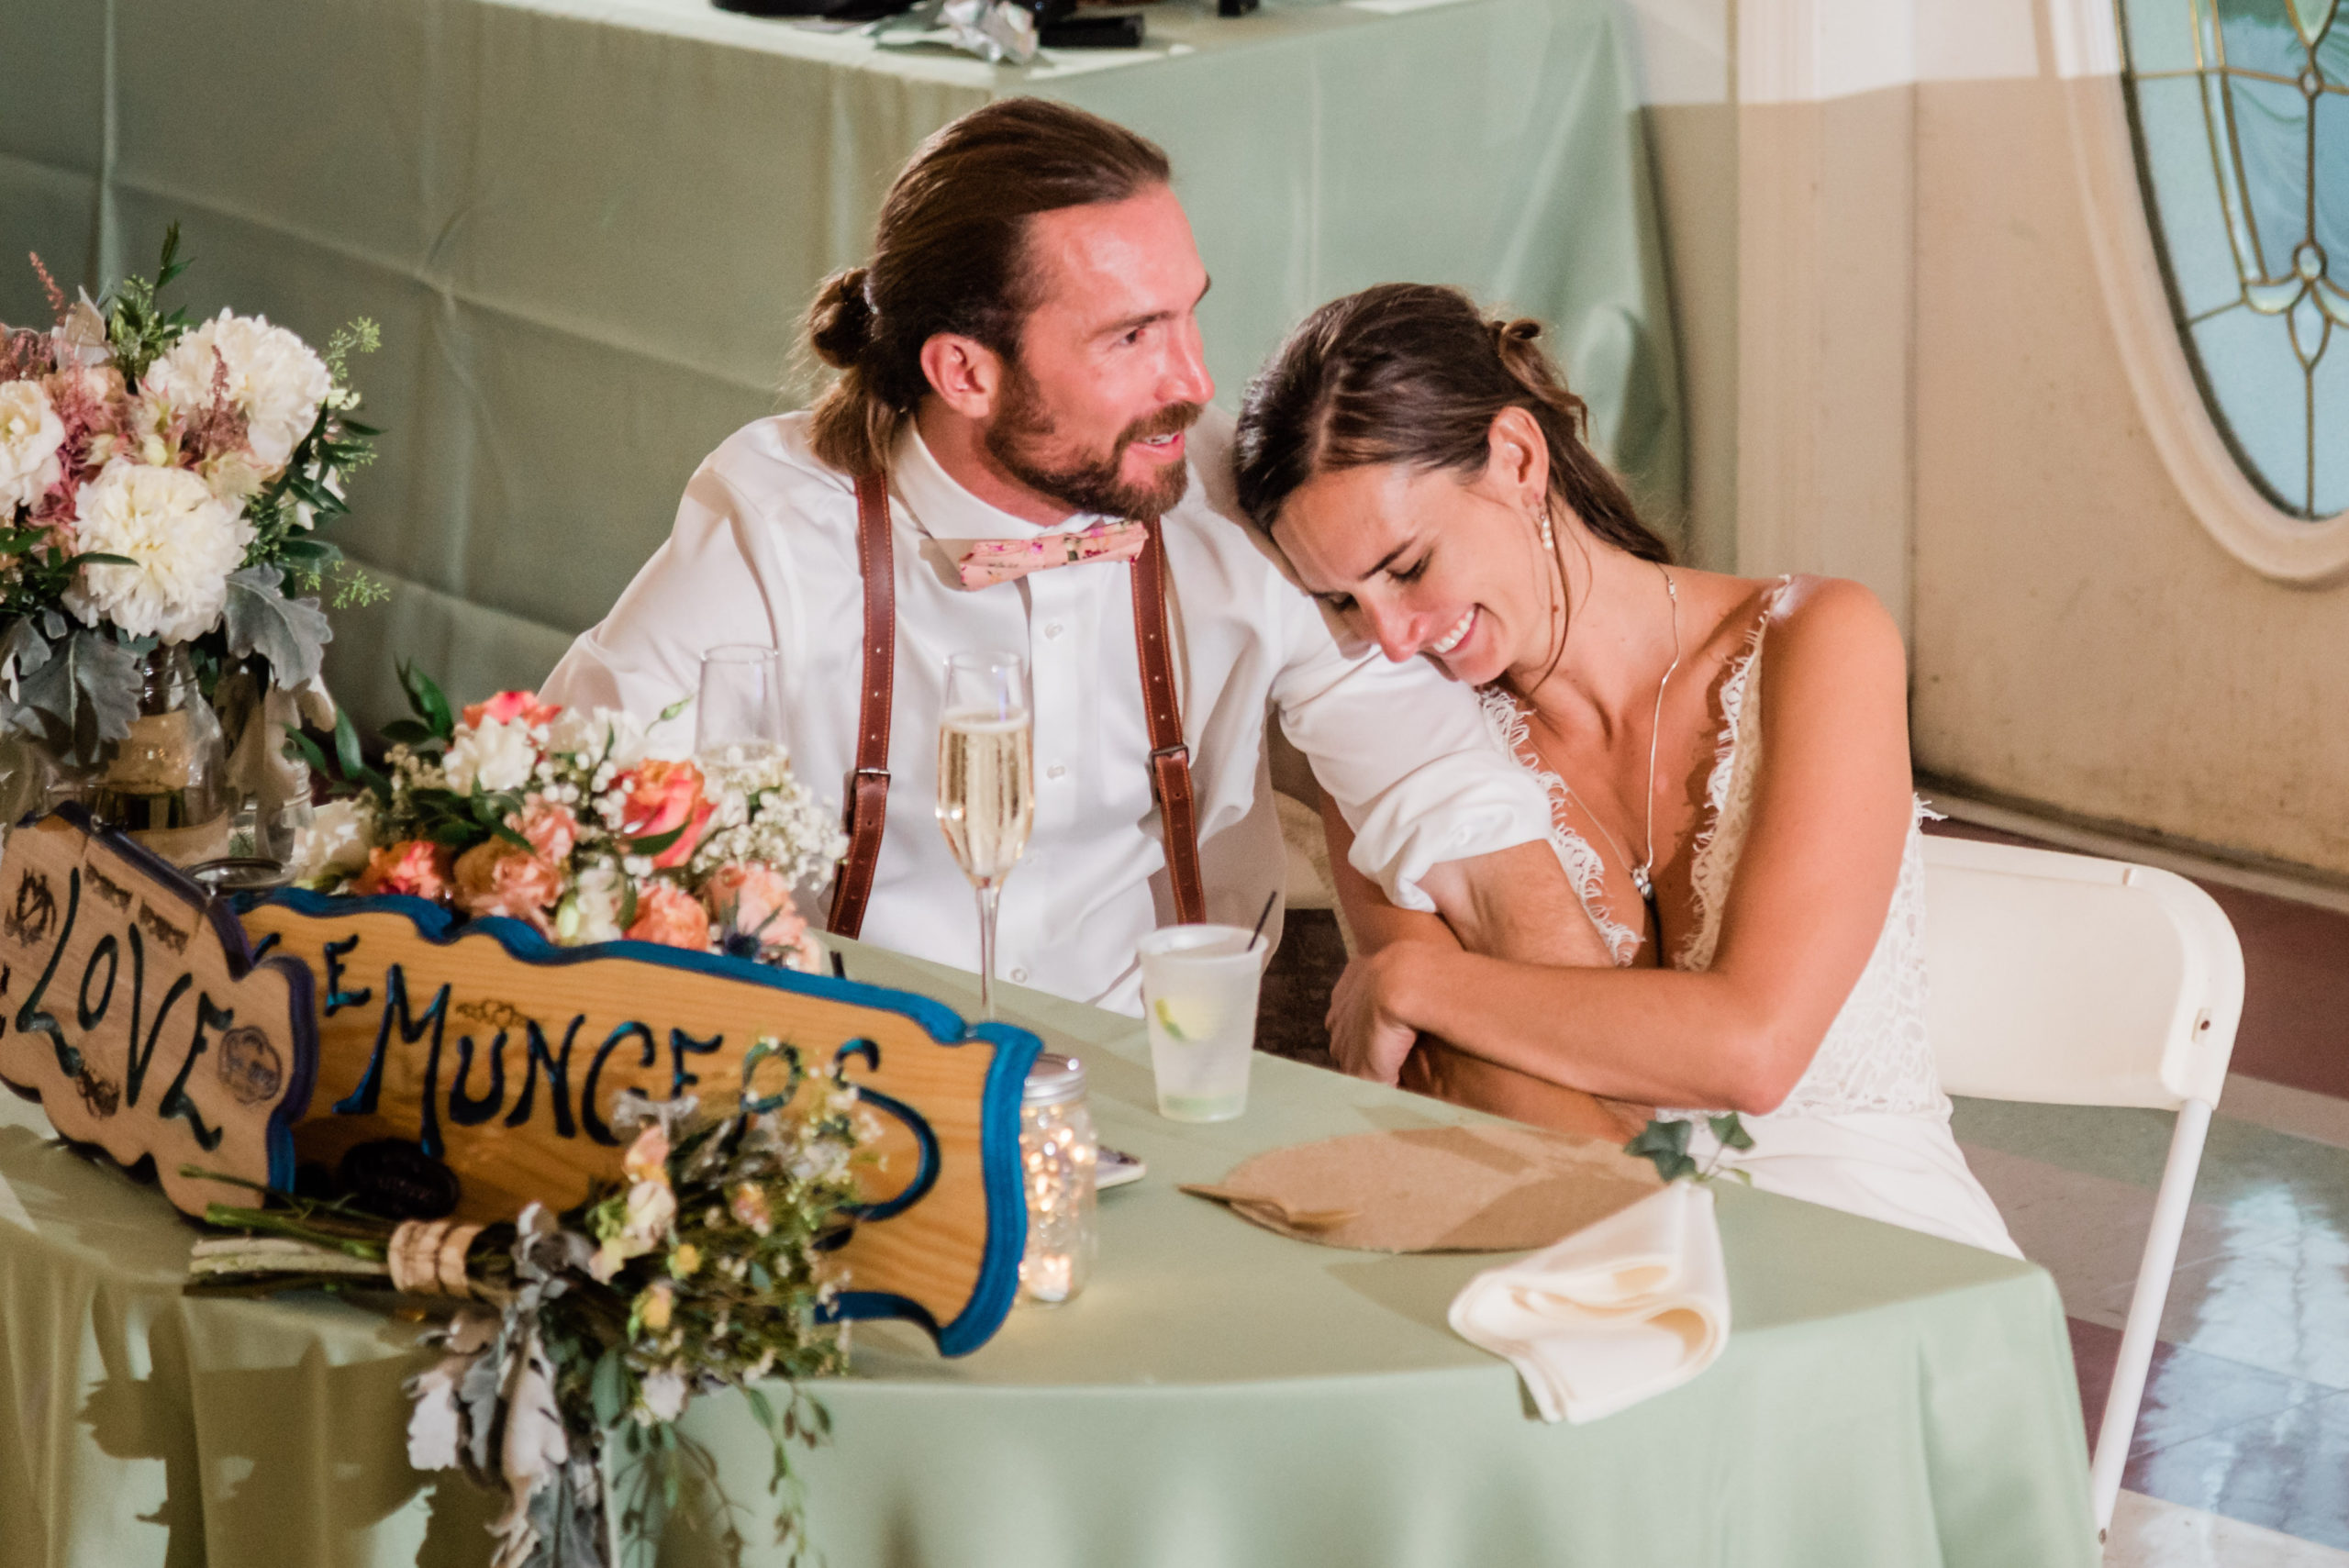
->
xmin=242 ymin=890 xmax=1040 ymax=1355
xmin=0 ymin=810 xmax=317 ymax=1216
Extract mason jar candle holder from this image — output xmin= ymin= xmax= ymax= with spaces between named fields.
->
xmin=1019 ymin=1053 xmax=1097 ymax=1306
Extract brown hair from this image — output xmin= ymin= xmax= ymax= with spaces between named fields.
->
xmin=1232 ymin=283 xmax=1670 ymax=565
xmin=803 ymin=99 xmax=1172 ymax=476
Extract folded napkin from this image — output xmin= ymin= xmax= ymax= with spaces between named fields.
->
xmin=1448 ymin=1180 xmax=1730 ymax=1424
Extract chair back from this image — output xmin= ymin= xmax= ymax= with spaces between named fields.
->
xmin=1920 ymin=836 xmax=2243 ymax=1110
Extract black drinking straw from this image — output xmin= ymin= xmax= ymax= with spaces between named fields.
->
xmin=1246 ymin=889 xmax=1278 ymax=952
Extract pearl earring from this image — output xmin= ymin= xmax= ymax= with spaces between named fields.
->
xmin=1536 ymin=506 xmax=1555 ymax=552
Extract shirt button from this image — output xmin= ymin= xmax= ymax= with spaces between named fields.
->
xmin=1044 ymin=621 xmax=1064 ymax=639
xmin=1009 ymin=966 xmax=1029 ymax=983
xmin=1046 ymin=762 xmax=1067 ymax=780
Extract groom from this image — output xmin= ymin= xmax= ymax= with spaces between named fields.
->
xmin=541 ymin=97 xmax=1576 ymax=1014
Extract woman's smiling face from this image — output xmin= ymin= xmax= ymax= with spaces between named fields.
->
xmin=1268 ymin=414 xmax=1556 ymax=687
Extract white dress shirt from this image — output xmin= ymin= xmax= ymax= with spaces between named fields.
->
xmin=541 ymin=409 xmax=1548 ymax=1015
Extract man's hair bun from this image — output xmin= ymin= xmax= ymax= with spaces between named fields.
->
xmin=808 ymin=267 xmax=876 ymax=370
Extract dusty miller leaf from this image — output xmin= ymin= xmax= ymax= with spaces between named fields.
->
xmin=18 ymin=629 xmax=140 ymax=750
xmin=223 ymin=565 xmax=333 ymax=686
xmin=0 ymin=619 xmax=53 ymax=685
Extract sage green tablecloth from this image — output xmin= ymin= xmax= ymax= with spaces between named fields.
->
xmin=0 ymin=0 xmax=1681 ymax=736
xmin=0 ymin=940 xmax=2096 ymax=1567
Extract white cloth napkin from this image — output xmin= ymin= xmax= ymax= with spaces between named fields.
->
xmin=1448 ymin=1180 xmax=1731 ymax=1423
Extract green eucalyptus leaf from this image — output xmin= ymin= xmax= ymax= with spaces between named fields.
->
xmin=284 ymin=728 xmax=331 ymax=778
xmin=624 ymin=821 xmax=689 ymax=858
xmin=397 ymin=659 xmax=454 ymax=739
xmin=380 ymin=718 xmax=437 ymax=748
xmin=332 ymin=706 xmax=366 ymax=779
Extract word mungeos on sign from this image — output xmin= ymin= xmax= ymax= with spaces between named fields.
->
xmin=243 ymin=889 xmax=1040 ymax=1353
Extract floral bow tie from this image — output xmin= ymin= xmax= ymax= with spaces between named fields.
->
xmin=951 ymin=520 xmax=1147 ymax=589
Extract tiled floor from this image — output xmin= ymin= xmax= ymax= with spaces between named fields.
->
xmin=1257 ymin=802 xmax=2349 ymax=1565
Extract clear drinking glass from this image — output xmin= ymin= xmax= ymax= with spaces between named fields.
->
xmin=936 ymin=651 xmax=1033 ymax=1019
xmin=1138 ymin=924 xmax=1265 ymax=1121
xmin=696 ymin=644 xmax=787 ymax=760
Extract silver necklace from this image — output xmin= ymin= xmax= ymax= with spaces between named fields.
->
xmin=1544 ymin=562 xmax=1680 ymax=921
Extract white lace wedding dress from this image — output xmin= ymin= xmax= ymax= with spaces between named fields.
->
xmin=1485 ymin=579 xmax=2019 ymax=1257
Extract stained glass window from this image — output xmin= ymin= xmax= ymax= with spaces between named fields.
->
xmin=2120 ymin=0 xmax=2348 ymax=519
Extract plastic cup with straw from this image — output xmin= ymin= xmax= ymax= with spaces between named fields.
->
xmin=1137 ymin=891 xmax=1277 ymax=1123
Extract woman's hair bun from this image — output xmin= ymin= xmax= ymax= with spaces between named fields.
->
xmin=808 ymin=266 xmax=877 ymax=371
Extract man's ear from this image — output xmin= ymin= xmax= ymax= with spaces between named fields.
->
xmin=920 ymin=333 xmax=1005 ymax=419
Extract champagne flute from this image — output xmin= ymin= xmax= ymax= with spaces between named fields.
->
xmin=936 ymin=651 xmax=1034 ymax=1019
xmin=696 ymin=644 xmax=787 ymax=762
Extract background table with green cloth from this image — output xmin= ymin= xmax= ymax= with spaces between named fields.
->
xmin=0 ymin=0 xmax=1683 ymax=737
xmin=0 ymin=939 xmax=2096 ymax=1567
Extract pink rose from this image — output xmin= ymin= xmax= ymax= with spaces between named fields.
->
xmin=512 ymin=797 xmax=579 ymax=865
xmin=625 ymin=881 xmax=712 ymax=951
xmin=452 ymin=841 xmax=563 ymax=932
xmin=461 ymin=690 xmax=562 ymax=729
xmin=353 ymin=840 xmax=453 ymax=902
xmin=701 ymin=862 xmax=798 ymax=943
xmin=617 ymin=760 xmax=713 ymax=870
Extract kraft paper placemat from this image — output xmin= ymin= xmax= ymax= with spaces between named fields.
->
xmin=1181 ymin=1123 xmax=1662 ymax=1253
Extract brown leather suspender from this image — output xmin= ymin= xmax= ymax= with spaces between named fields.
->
xmin=1129 ymin=518 xmax=1208 ymax=925
xmin=826 ymin=471 xmax=896 ymax=938
xmin=823 ymin=472 xmax=1208 ymax=937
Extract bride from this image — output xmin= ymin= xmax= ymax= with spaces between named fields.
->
xmin=1233 ymin=284 xmax=2017 ymax=1257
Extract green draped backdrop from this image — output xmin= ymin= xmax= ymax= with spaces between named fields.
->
xmin=0 ymin=0 xmax=1682 ymax=732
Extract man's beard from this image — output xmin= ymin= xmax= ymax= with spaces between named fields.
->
xmin=983 ymin=360 xmax=1201 ymax=521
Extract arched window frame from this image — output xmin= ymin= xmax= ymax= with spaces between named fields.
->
xmin=2061 ymin=0 xmax=2349 ymax=583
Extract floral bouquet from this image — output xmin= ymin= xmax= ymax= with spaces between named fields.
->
xmin=0 ymin=227 xmax=383 ymax=851
xmin=287 ymin=665 xmax=846 ymax=972
xmin=189 ymin=1045 xmax=874 ymax=1568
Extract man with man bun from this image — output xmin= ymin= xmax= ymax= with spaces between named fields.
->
xmin=542 ymin=97 xmax=1575 ymax=1014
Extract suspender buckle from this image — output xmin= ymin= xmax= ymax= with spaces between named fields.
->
xmin=1150 ymin=743 xmax=1190 ymax=767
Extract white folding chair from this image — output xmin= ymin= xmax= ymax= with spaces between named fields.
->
xmin=1920 ymin=835 xmax=2243 ymax=1541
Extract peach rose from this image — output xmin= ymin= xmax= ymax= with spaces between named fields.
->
xmin=461 ymin=690 xmax=562 ymax=729
xmin=616 ymin=759 xmax=713 ymax=869
xmin=512 ymin=796 xmax=579 ymax=865
xmin=452 ymin=840 xmax=563 ymax=932
xmin=352 ymin=840 xmax=453 ymax=902
xmin=701 ymin=862 xmax=797 ymax=942
xmin=625 ymin=881 xmax=712 ymax=951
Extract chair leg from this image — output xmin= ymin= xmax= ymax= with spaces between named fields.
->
xmin=2088 ymin=1096 xmax=2213 ymax=1540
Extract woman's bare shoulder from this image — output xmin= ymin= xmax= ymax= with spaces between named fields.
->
xmin=1762 ymin=574 xmax=1904 ymax=677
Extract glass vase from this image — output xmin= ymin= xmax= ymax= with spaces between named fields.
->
xmin=82 ymin=645 xmax=232 ymax=867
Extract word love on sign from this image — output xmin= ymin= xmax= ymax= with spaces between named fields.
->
xmin=0 ymin=810 xmax=317 ymax=1216
xmin=242 ymin=891 xmax=1041 ymax=1355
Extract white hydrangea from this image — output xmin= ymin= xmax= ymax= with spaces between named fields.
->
xmin=0 ymin=379 xmax=65 ymax=514
xmin=286 ymin=797 xmax=375 ymax=888
xmin=142 ymin=309 xmax=331 ymax=474
xmin=64 ymin=460 xmax=255 ymax=641
xmin=442 ymin=716 xmax=538 ymax=795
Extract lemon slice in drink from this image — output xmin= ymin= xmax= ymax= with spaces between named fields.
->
xmin=1152 ymin=996 xmax=1220 ymax=1043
